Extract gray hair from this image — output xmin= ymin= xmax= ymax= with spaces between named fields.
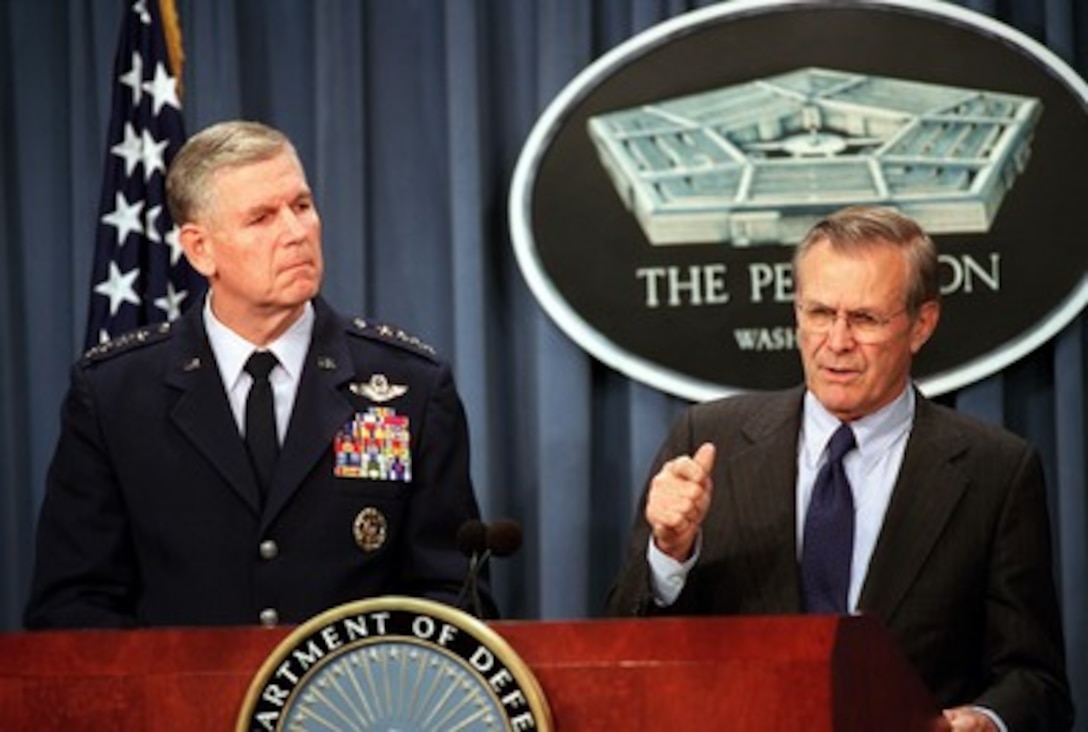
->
xmin=166 ymin=120 xmax=295 ymax=224
xmin=793 ymin=205 xmax=940 ymax=314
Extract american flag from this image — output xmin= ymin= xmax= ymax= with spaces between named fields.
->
xmin=84 ymin=0 xmax=204 ymax=349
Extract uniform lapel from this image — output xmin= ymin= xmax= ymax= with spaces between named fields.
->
xmin=857 ymin=396 xmax=969 ymax=621
xmin=165 ymin=305 xmax=263 ymax=513
xmin=261 ymin=299 xmax=355 ymax=526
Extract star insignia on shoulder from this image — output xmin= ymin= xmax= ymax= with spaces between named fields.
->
xmin=82 ymin=321 xmax=173 ymax=362
xmin=350 ymin=317 xmax=437 ymax=357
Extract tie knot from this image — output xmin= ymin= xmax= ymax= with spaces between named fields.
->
xmin=245 ymin=351 xmax=278 ymax=381
xmin=827 ymin=423 xmax=857 ymax=463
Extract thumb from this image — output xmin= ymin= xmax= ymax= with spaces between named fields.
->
xmin=693 ymin=442 xmax=716 ymax=477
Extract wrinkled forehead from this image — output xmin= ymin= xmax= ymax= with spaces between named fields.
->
xmin=795 ymin=238 xmax=910 ymax=307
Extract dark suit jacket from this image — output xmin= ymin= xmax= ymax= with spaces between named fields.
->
xmin=607 ymin=387 xmax=1073 ymax=731
xmin=25 ymin=296 xmax=492 ymax=628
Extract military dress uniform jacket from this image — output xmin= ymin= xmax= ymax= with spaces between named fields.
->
xmin=606 ymin=387 xmax=1073 ymax=732
xmin=25 ymin=296 xmax=491 ymax=629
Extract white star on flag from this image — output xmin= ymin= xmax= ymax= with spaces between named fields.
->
xmin=118 ymin=52 xmax=144 ymax=106
xmin=154 ymin=282 xmax=188 ymax=320
xmin=100 ymin=191 xmax=145 ymax=247
xmin=142 ymin=63 xmax=181 ymax=116
xmin=163 ymin=224 xmax=184 ymax=265
xmin=94 ymin=261 xmax=142 ymax=316
xmin=140 ymin=128 xmax=168 ymax=180
xmin=144 ymin=204 xmax=163 ymax=244
xmin=111 ymin=123 xmax=144 ymax=176
xmin=133 ymin=0 xmax=151 ymax=25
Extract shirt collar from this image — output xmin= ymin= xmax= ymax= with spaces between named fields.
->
xmin=802 ymin=385 xmax=915 ymax=467
xmin=203 ymin=294 xmax=315 ymax=389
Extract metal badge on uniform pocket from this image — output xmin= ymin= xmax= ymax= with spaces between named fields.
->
xmin=353 ymin=507 xmax=388 ymax=552
xmin=333 ymin=408 xmax=412 ymax=481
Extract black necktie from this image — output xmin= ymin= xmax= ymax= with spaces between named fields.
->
xmin=801 ymin=422 xmax=857 ymax=614
xmin=244 ymin=351 xmax=280 ymax=500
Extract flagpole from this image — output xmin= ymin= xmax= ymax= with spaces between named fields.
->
xmin=158 ymin=0 xmax=184 ymax=99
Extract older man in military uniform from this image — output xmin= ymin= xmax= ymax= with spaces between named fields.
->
xmin=25 ymin=120 xmax=492 ymax=628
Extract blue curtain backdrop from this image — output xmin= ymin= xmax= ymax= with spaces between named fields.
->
xmin=1 ymin=0 xmax=1084 ymax=724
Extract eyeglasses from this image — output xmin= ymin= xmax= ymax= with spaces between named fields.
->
xmin=795 ymin=302 xmax=908 ymax=343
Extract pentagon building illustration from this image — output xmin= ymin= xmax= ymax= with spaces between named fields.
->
xmin=586 ymin=68 xmax=1042 ymax=245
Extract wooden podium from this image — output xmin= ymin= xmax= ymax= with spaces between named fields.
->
xmin=0 ymin=614 xmax=946 ymax=730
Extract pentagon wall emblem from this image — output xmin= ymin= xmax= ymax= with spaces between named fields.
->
xmin=587 ymin=67 xmax=1041 ymax=246
xmin=509 ymin=0 xmax=1088 ymax=401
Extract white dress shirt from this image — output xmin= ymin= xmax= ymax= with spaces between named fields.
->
xmin=202 ymin=296 xmax=315 ymax=444
xmin=648 ymin=385 xmax=915 ymax=611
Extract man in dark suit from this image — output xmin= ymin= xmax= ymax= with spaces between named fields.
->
xmin=25 ymin=120 xmax=492 ymax=628
xmin=607 ymin=206 xmax=1073 ymax=731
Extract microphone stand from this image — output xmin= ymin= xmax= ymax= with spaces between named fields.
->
xmin=455 ymin=548 xmax=491 ymax=618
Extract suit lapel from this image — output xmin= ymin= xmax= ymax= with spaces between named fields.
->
xmin=858 ymin=396 xmax=969 ymax=621
xmin=723 ymin=389 xmax=805 ymax=611
xmin=165 ymin=306 xmax=263 ymax=513
xmin=262 ymin=299 xmax=355 ymax=527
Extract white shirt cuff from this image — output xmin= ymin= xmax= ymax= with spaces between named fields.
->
xmin=971 ymin=706 xmax=1007 ymax=732
xmin=646 ymin=532 xmax=701 ymax=606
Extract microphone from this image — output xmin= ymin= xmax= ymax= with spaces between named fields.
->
xmin=456 ymin=519 xmax=488 ymax=557
xmin=455 ymin=518 xmax=522 ymax=618
xmin=485 ymin=519 xmax=522 ymax=558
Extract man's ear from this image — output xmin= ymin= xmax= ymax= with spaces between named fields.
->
xmin=179 ymin=223 xmax=215 ymax=278
xmin=909 ymin=299 xmax=940 ymax=354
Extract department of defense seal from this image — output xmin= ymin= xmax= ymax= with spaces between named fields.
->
xmin=236 ymin=596 xmax=553 ymax=731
